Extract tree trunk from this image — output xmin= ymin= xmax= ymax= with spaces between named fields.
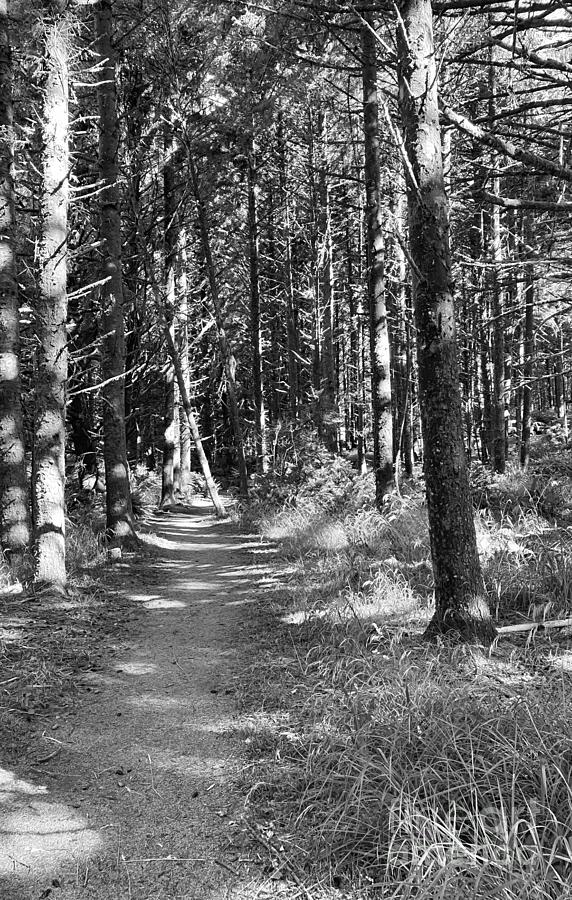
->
xmin=362 ymin=13 xmax=393 ymax=505
xmin=488 ymin=44 xmax=506 ymax=474
xmin=397 ymin=0 xmax=495 ymax=644
xmin=520 ymin=214 xmax=534 ymax=471
xmin=556 ymin=326 xmax=568 ymax=439
xmin=490 ymin=195 xmax=506 ymax=473
xmin=33 ymin=0 xmax=70 ymax=589
xmin=0 ymin=0 xmax=29 ymax=568
xmin=277 ymin=120 xmax=299 ymax=421
xmin=247 ymin=141 xmax=268 ymax=473
xmin=188 ymin=155 xmax=249 ymax=497
xmin=162 ymin=323 xmax=226 ymax=519
xmin=177 ymin=230 xmax=192 ymax=493
xmin=161 ymin=137 xmax=177 ymax=507
xmin=95 ymin=0 xmax=135 ymax=546
xmin=317 ymin=110 xmax=338 ymax=452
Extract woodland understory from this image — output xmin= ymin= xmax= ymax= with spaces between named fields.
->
xmin=3 ymin=0 xmax=572 ymax=897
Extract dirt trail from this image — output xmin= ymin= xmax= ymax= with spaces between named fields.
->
xmin=1 ymin=502 xmax=268 ymax=900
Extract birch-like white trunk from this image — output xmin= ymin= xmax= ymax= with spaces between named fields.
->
xmin=33 ymin=0 xmax=69 ymax=589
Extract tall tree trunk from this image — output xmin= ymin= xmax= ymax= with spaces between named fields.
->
xmin=362 ymin=13 xmax=393 ymax=505
xmin=33 ymin=0 xmax=70 ymax=589
xmin=247 ymin=141 xmax=268 ymax=473
xmin=555 ymin=326 xmax=568 ymax=439
xmin=277 ymin=120 xmax=299 ymax=420
xmin=0 ymin=0 xmax=29 ymax=568
xmin=177 ymin=230 xmax=192 ymax=492
xmin=95 ymin=0 xmax=135 ymax=546
xmin=161 ymin=137 xmax=177 ymax=507
xmin=520 ymin=214 xmax=534 ymax=471
xmin=162 ymin=323 xmax=226 ymax=519
xmin=490 ymin=195 xmax=506 ymax=473
xmin=317 ymin=110 xmax=338 ymax=452
xmin=488 ymin=42 xmax=506 ymax=474
xmin=188 ymin=155 xmax=249 ymax=497
xmin=397 ymin=0 xmax=495 ymax=644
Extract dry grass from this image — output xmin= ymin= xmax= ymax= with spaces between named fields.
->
xmin=240 ymin=452 xmax=572 ymax=899
xmin=0 ymin=505 xmax=137 ymax=761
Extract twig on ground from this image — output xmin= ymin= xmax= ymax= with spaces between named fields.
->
xmin=215 ymin=858 xmax=240 ymax=876
xmin=34 ymin=746 xmax=62 ymax=764
xmin=242 ymin=820 xmax=314 ymax=900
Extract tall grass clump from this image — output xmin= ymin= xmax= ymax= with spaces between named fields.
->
xmin=64 ymin=497 xmax=106 ymax=574
xmin=262 ymin=628 xmax=572 ymax=899
xmin=243 ymin=446 xmax=572 ymax=899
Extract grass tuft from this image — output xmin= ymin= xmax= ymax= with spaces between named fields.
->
xmin=241 ymin=450 xmax=572 ymax=898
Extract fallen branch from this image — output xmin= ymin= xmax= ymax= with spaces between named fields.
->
xmin=497 ymin=617 xmax=572 ymax=635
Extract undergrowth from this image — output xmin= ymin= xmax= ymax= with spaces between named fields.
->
xmin=0 ymin=467 xmax=159 ymax=760
xmin=240 ymin=439 xmax=572 ymax=898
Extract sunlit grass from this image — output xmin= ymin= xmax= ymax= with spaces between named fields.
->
xmin=242 ymin=448 xmax=572 ymax=898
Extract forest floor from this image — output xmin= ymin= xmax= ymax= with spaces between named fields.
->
xmin=0 ymin=500 xmax=303 ymax=900
xmin=4 ymin=450 xmax=572 ymax=900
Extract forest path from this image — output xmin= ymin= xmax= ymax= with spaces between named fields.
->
xmin=1 ymin=501 xmax=272 ymax=900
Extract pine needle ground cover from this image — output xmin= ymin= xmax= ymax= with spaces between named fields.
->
xmin=239 ymin=449 xmax=572 ymax=899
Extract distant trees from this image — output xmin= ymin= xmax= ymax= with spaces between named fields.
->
xmin=1 ymin=0 xmax=571 ymax=638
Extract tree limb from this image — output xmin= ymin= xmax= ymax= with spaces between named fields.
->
xmin=442 ymin=103 xmax=572 ymax=184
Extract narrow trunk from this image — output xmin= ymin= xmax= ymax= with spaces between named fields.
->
xmin=163 ymin=323 xmax=226 ymax=519
xmin=178 ymin=231 xmax=192 ymax=492
xmin=520 ymin=215 xmax=534 ymax=471
xmin=556 ymin=327 xmax=568 ymax=439
xmin=488 ymin=44 xmax=505 ymax=474
xmin=0 ymin=0 xmax=29 ymax=567
xmin=95 ymin=0 xmax=134 ymax=546
xmin=362 ymin=13 xmax=393 ymax=505
xmin=490 ymin=196 xmax=506 ymax=473
xmin=247 ymin=142 xmax=268 ymax=473
xmin=397 ymin=0 xmax=495 ymax=644
xmin=161 ymin=137 xmax=177 ymax=507
xmin=317 ymin=113 xmax=337 ymax=452
xmin=278 ymin=122 xmax=299 ymax=420
xmin=188 ymin=155 xmax=249 ymax=497
xmin=33 ymin=1 xmax=69 ymax=589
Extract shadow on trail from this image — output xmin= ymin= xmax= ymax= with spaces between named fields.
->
xmin=0 ymin=502 xmax=280 ymax=900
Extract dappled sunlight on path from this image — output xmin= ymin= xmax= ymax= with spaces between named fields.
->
xmin=0 ymin=769 xmax=101 ymax=883
xmin=1 ymin=499 xmax=279 ymax=900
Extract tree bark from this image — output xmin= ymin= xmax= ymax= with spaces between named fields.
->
xmin=177 ymin=230 xmax=192 ymax=493
xmin=33 ymin=0 xmax=70 ymax=589
xmin=161 ymin=136 xmax=177 ymax=507
xmin=188 ymin=155 xmax=249 ymax=497
xmin=162 ymin=323 xmax=226 ymax=519
xmin=520 ymin=214 xmax=534 ymax=471
xmin=362 ymin=13 xmax=393 ymax=505
xmin=488 ymin=41 xmax=506 ymax=474
xmin=397 ymin=0 xmax=495 ymax=644
xmin=316 ymin=110 xmax=338 ymax=452
xmin=490 ymin=194 xmax=506 ymax=473
xmin=247 ymin=141 xmax=268 ymax=473
xmin=277 ymin=119 xmax=299 ymax=421
xmin=95 ymin=0 xmax=135 ymax=546
xmin=0 ymin=0 xmax=29 ymax=568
